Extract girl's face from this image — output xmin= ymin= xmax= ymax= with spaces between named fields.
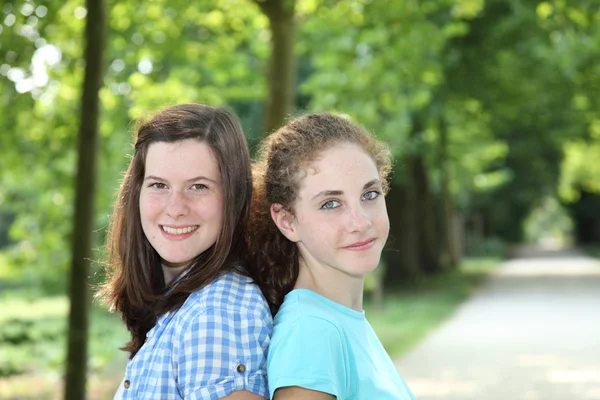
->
xmin=139 ymin=139 xmax=224 ymax=272
xmin=277 ymin=142 xmax=389 ymax=278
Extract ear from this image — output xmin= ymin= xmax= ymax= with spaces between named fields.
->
xmin=270 ymin=203 xmax=300 ymax=243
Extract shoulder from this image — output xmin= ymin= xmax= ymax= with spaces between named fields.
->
xmin=171 ymin=272 xmax=272 ymax=399
xmin=267 ymin=291 xmax=354 ymax=399
xmin=273 ymin=289 xmax=346 ymax=328
xmin=271 ymin=290 xmax=354 ymax=350
xmin=182 ymin=270 xmax=271 ymax=320
xmin=271 ymin=311 xmax=344 ymax=354
xmin=269 ymin=311 xmax=345 ymax=370
xmin=167 ymin=270 xmax=272 ymax=347
xmin=268 ymin=312 xmax=348 ymax=399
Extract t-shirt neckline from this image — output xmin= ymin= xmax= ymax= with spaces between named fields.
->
xmin=287 ymin=288 xmax=366 ymax=319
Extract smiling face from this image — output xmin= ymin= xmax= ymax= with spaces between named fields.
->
xmin=139 ymin=139 xmax=223 ymax=276
xmin=274 ymin=142 xmax=390 ymax=279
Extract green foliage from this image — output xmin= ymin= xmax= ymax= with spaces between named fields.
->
xmin=298 ymin=0 xmax=510 ymax=212
xmin=300 ymin=0 xmax=448 ymax=150
xmin=560 ymin=140 xmax=600 ymax=201
xmin=0 ymin=0 xmax=598 ymax=291
xmin=0 ymin=0 xmax=271 ymax=290
xmin=439 ymin=0 xmax=597 ymax=239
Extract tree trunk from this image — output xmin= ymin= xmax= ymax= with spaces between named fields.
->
xmin=452 ymin=212 xmax=464 ymax=262
xmin=64 ymin=0 xmax=106 ymax=398
xmin=410 ymin=113 xmax=441 ymax=274
xmin=413 ymin=152 xmax=441 ymax=273
xmin=383 ymin=176 xmax=421 ymax=286
xmin=255 ymin=0 xmax=296 ymax=135
xmin=438 ymin=112 xmax=459 ymax=269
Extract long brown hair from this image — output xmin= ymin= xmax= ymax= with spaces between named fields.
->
xmin=248 ymin=113 xmax=392 ymax=312
xmin=98 ymin=104 xmax=256 ymax=357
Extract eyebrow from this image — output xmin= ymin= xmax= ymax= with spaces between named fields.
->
xmin=363 ymin=179 xmax=381 ymax=189
xmin=143 ymin=175 xmax=219 ymax=184
xmin=311 ymin=179 xmax=381 ymax=200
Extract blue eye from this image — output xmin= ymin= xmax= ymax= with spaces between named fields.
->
xmin=321 ymin=200 xmax=340 ymax=210
xmin=362 ymin=190 xmax=380 ymax=201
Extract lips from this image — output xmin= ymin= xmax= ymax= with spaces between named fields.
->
xmin=343 ymin=238 xmax=376 ymax=251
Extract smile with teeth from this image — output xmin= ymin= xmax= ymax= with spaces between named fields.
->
xmin=161 ymin=225 xmax=199 ymax=235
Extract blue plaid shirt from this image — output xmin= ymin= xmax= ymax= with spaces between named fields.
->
xmin=114 ymin=271 xmax=272 ymax=399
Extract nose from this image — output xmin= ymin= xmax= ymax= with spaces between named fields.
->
xmin=166 ymin=191 xmax=190 ymax=218
xmin=346 ymin=204 xmax=372 ymax=233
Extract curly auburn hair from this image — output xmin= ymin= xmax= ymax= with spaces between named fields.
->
xmin=248 ymin=113 xmax=392 ymax=312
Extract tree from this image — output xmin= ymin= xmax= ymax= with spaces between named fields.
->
xmin=0 ymin=0 xmax=270 ymax=291
xmin=549 ymin=1 xmax=600 ymax=242
xmin=299 ymin=0 xmax=494 ymax=282
xmin=446 ymin=0 xmax=585 ymax=242
xmin=254 ymin=0 xmax=296 ymax=134
xmin=64 ymin=0 xmax=106 ymax=398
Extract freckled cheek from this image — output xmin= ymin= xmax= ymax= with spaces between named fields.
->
xmin=296 ymin=215 xmax=330 ymax=243
xmin=375 ymin=213 xmax=390 ymax=238
xmin=195 ymin=198 xmax=224 ymax=222
xmin=140 ymin=195 xmax=167 ymax=222
xmin=313 ymin=224 xmax=341 ymax=247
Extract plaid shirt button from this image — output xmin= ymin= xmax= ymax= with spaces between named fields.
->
xmin=236 ymin=364 xmax=246 ymax=373
xmin=123 ymin=380 xmax=130 ymax=389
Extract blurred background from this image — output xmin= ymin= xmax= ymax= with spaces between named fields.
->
xmin=1 ymin=0 xmax=599 ymax=399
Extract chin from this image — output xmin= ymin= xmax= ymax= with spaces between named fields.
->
xmin=351 ymin=254 xmax=382 ymax=271
xmin=364 ymin=263 xmax=381 ymax=274
xmin=348 ymin=262 xmax=380 ymax=277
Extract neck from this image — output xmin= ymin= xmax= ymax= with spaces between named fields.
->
xmin=294 ymin=257 xmax=365 ymax=311
xmin=162 ymin=264 xmax=189 ymax=285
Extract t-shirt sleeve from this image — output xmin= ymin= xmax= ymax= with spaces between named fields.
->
xmin=175 ymin=305 xmax=272 ymax=400
xmin=267 ymin=315 xmax=348 ymax=399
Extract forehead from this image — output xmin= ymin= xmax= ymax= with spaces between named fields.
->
xmin=144 ymin=139 xmax=220 ymax=178
xmin=298 ymin=143 xmax=379 ymax=191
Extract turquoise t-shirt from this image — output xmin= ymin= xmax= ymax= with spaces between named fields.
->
xmin=267 ymin=289 xmax=415 ymax=400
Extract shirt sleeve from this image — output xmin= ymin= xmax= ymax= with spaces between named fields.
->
xmin=267 ymin=315 xmax=349 ymax=399
xmin=175 ymin=305 xmax=272 ymax=400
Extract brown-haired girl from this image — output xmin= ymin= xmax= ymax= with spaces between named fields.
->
xmin=99 ymin=104 xmax=271 ymax=400
xmin=249 ymin=113 xmax=415 ymax=400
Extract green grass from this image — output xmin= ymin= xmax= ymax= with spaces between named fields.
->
xmin=366 ymin=257 xmax=500 ymax=357
xmin=0 ymin=293 xmax=128 ymax=377
xmin=0 ymin=290 xmax=129 ymax=399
